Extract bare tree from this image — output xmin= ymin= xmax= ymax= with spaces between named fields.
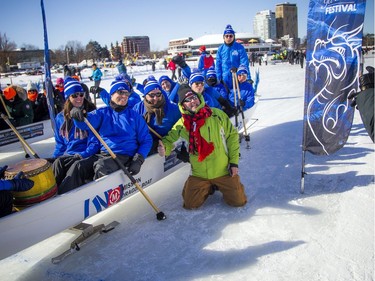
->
xmin=0 ymin=32 xmax=17 ymax=72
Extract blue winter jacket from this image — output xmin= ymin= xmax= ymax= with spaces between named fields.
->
xmin=213 ymin=82 xmax=228 ymax=98
xmin=53 ymin=111 xmax=100 ymax=158
xmin=75 ymin=106 xmax=152 ymax=158
xmin=226 ymin=81 xmax=255 ymax=110
xmin=215 ymin=42 xmax=250 ymax=90
xmin=132 ymin=98 xmax=181 ymax=140
xmin=0 ymin=180 xmax=12 ymax=191
xmin=92 ymin=68 xmax=103 ymax=81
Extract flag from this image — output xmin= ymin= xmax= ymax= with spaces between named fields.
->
xmin=302 ymin=0 xmax=366 ymax=155
xmin=41 ymin=0 xmax=56 ymax=132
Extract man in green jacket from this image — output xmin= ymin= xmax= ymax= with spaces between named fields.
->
xmin=158 ymin=84 xmax=247 ymax=209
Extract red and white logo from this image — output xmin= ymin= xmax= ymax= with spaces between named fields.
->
xmin=108 ymin=186 xmax=122 ymax=206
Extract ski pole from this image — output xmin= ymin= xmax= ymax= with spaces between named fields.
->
xmin=83 ymin=117 xmax=166 ymax=221
xmin=234 ymin=73 xmax=251 ymax=148
xmin=231 ymin=72 xmax=239 ymax=128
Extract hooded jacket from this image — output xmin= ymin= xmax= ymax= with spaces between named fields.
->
xmin=162 ymin=95 xmax=239 ymax=179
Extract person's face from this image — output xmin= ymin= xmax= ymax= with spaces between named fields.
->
xmin=111 ymin=90 xmax=130 ymax=106
xmin=161 ymin=80 xmax=171 ymax=92
xmin=224 ymin=34 xmax=234 ymax=44
xmin=237 ymin=73 xmax=247 ymax=83
xmin=145 ymin=89 xmax=163 ymax=105
xmin=191 ymin=81 xmax=204 ymax=94
xmin=69 ymin=92 xmax=85 ymax=107
xmin=182 ymin=95 xmax=200 ymax=112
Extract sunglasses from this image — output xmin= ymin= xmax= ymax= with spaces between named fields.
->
xmin=193 ymin=82 xmax=204 ymax=86
xmin=71 ymin=92 xmax=85 ymax=98
xmin=225 ymin=34 xmax=234 ymax=38
xmin=116 ymin=90 xmax=131 ymax=96
xmin=184 ymin=95 xmax=198 ymax=103
xmin=148 ymin=92 xmax=162 ymax=98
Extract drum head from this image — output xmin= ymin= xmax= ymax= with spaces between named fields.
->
xmin=5 ymin=159 xmax=49 ymax=177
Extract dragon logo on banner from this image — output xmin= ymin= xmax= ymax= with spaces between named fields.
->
xmin=302 ymin=0 xmax=366 ymax=155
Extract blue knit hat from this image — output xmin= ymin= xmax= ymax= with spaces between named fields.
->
xmin=144 ymin=77 xmax=162 ymax=95
xmin=236 ymin=65 xmax=248 ymax=76
xmin=64 ymin=77 xmax=84 ymax=99
xmin=189 ymin=70 xmax=205 ymax=86
xmin=223 ymin=24 xmax=235 ymax=35
xmin=206 ymin=67 xmax=217 ymax=79
xmin=109 ymin=80 xmax=130 ymax=95
xmin=158 ymin=75 xmax=173 ymax=85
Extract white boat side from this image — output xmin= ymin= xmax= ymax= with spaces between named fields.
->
xmin=0 ymin=97 xmax=259 ymax=261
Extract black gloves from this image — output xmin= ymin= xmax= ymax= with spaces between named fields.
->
xmin=128 ymin=153 xmax=145 ymax=175
xmin=218 ymin=96 xmax=236 ymax=117
xmin=89 ymin=76 xmax=93 ymax=81
xmin=0 ymin=165 xmax=8 ymax=178
xmin=230 ymin=67 xmax=238 ymax=73
xmin=90 ymin=86 xmax=104 ymax=94
xmin=172 ymin=55 xmax=187 ymax=68
xmin=70 ymin=107 xmax=85 ymax=121
xmin=239 ymin=100 xmax=245 ymax=107
xmin=176 ymin=142 xmax=189 ymax=163
xmin=11 ymin=171 xmax=34 ymax=192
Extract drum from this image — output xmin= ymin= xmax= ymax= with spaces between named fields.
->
xmin=4 ymin=159 xmax=57 ymax=206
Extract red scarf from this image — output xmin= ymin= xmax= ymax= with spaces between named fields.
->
xmin=182 ymin=105 xmax=214 ymax=162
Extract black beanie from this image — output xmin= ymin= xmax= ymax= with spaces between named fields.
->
xmin=178 ymin=84 xmax=197 ymax=103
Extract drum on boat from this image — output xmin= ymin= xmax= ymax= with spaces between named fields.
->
xmin=4 ymin=158 xmax=57 ymax=206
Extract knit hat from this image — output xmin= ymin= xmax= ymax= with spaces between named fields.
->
xmin=3 ymin=87 xmax=17 ymax=100
xmin=223 ymin=24 xmax=235 ymax=35
xmin=178 ymin=84 xmax=197 ymax=103
xmin=158 ymin=75 xmax=173 ymax=85
xmin=56 ymin=77 xmax=64 ymax=85
xmin=206 ymin=67 xmax=217 ymax=79
xmin=64 ymin=77 xmax=84 ymax=99
xmin=236 ymin=65 xmax=248 ymax=76
xmin=199 ymin=45 xmax=206 ymax=52
xmin=109 ymin=80 xmax=130 ymax=95
xmin=189 ymin=70 xmax=205 ymax=86
xmin=144 ymin=77 xmax=162 ymax=95
xmin=27 ymin=81 xmax=38 ymax=91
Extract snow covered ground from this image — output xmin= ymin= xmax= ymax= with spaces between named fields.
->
xmin=0 ymin=55 xmax=374 ymax=281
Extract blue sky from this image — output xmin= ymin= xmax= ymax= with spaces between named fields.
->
xmin=1 ymin=0 xmax=374 ymax=51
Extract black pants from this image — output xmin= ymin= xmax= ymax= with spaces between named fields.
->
xmin=52 ymin=155 xmax=80 ymax=186
xmin=0 ymin=190 xmax=13 ymax=218
xmin=58 ymin=154 xmax=131 ymax=194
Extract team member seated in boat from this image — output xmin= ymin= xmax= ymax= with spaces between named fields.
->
xmin=158 ymin=84 xmax=247 ymax=209
xmin=61 ymin=80 xmax=153 ymax=193
xmin=225 ymin=66 xmax=255 ymax=110
xmin=133 ymin=77 xmax=181 ymax=155
xmin=205 ymin=67 xmax=229 ymax=99
xmin=52 ymin=77 xmax=99 ymax=189
xmin=159 ymin=75 xmax=177 ymax=103
xmin=26 ymin=81 xmax=50 ymax=123
xmin=94 ymin=74 xmax=141 ymax=109
xmin=0 ymin=166 xmax=34 ymax=218
xmin=2 ymin=85 xmax=34 ymax=127
xmin=189 ymin=70 xmax=236 ymax=117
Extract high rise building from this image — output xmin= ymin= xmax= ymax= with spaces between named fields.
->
xmin=275 ymin=3 xmax=298 ymax=40
xmin=253 ymin=10 xmax=276 ymax=41
xmin=121 ymin=36 xmax=150 ymax=55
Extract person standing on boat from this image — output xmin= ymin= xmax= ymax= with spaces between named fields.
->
xmin=158 ymin=84 xmax=247 ymax=209
xmin=51 ymin=77 xmax=99 ymax=190
xmin=216 ymin=24 xmax=250 ymax=91
xmin=133 ymin=77 xmax=181 ymax=155
xmin=0 ymin=166 xmax=34 ymax=218
xmin=62 ymin=80 xmax=153 ymax=193
xmin=225 ymin=65 xmax=255 ymax=110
